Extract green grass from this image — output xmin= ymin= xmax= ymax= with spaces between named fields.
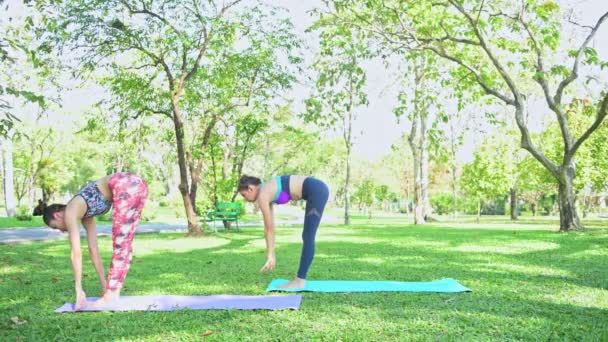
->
xmin=0 ymin=216 xmax=45 ymax=228
xmin=1 ymin=218 xmax=607 ymax=341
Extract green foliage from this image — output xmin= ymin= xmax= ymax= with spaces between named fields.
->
xmin=15 ymin=205 xmax=32 ymax=221
xmin=11 ymin=123 xmax=65 ymax=203
xmin=431 ymin=192 xmax=488 ymax=215
xmin=305 ymin=14 xmax=369 ymax=132
xmin=460 ymin=135 xmax=511 ymax=202
xmin=430 ymin=192 xmax=455 ymax=215
xmin=533 ymin=98 xmax=608 ymax=193
xmin=240 ymin=106 xmax=339 ymax=187
xmin=458 ymin=196 xmax=483 ymax=215
xmin=0 ymin=2 xmax=53 ymax=137
xmin=140 ymin=200 xmax=159 ymax=222
xmin=351 ymin=179 xmax=375 ymax=208
xmin=319 ymin=1 xmax=607 ymax=228
xmin=374 ymin=185 xmax=389 ymax=203
xmin=170 ymin=195 xmax=186 ymax=219
xmin=39 ymin=0 xmax=302 ymax=225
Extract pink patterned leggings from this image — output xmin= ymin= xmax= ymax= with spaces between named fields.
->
xmin=106 ymin=173 xmax=148 ymax=291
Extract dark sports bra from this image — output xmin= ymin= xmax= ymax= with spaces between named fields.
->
xmin=76 ymin=182 xmax=112 ymax=218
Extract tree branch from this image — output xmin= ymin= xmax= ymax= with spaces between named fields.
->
xmin=519 ymin=12 xmax=554 ymax=108
xmin=565 ymin=93 xmax=608 ymax=166
xmin=514 ymin=106 xmax=559 ymax=176
xmin=425 ymin=45 xmax=515 ymax=105
xmin=555 ymin=11 xmax=608 ymax=106
xmin=519 ymin=7 xmax=573 ymax=150
xmin=448 ymin=0 xmax=522 ymax=103
xmin=194 ymin=115 xmax=218 ymax=179
xmin=135 ymin=106 xmax=173 ymax=119
xmin=121 ymin=0 xmax=185 ymax=40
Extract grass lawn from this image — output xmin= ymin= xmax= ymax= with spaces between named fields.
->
xmin=0 ymin=217 xmax=45 ymax=228
xmin=1 ymin=217 xmax=607 ymax=341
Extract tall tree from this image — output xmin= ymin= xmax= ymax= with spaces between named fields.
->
xmin=393 ymin=54 xmax=442 ymax=224
xmin=386 ymin=134 xmax=415 ymax=211
xmin=461 ymin=136 xmax=510 ymax=222
xmin=1 ymin=139 xmax=15 ymax=216
xmin=205 ymin=112 xmax=268 ymax=211
xmin=305 ymin=19 xmax=369 ymax=225
xmin=518 ymin=153 xmax=555 ymax=216
xmin=0 ymin=1 xmax=48 ymax=136
xmin=319 ymin=0 xmax=608 ymax=231
xmin=1 ymin=0 xmax=56 ymax=214
xmin=46 ymin=1 xmax=300 ymax=234
xmin=13 ymin=126 xmax=59 ymax=205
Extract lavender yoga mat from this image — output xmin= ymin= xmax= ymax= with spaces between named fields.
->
xmin=55 ymin=294 xmax=302 ymax=313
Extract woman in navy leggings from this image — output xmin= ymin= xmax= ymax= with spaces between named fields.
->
xmin=238 ymin=175 xmax=329 ymax=289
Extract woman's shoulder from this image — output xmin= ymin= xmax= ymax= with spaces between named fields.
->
xmin=65 ymin=195 xmax=87 ymax=216
xmin=258 ymin=177 xmax=277 ymax=198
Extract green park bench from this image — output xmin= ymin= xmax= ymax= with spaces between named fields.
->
xmin=203 ymin=202 xmax=242 ymax=232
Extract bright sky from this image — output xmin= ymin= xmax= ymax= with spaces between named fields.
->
xmin=5 ymin=0 xmax=608 ymax=163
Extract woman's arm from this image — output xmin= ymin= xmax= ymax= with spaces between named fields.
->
xmin=82 ymin=216 xmax=106 ymax=294
xmin=257 ymin=198 xmax=276 ymax=272
xmin=65 ymin=209 xmax=87 ymax=309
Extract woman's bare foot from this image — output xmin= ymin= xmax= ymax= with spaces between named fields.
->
xmin=90 ymin=289 xmax=120 ymax=307
xmin=278 ymin=277 xmax=306 ymax=289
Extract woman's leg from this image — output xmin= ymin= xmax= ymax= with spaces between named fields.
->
xmin=297 ymin=178 xmax=329 ymax=279
xmin=105 ymin=173 xmax=148 ymax=295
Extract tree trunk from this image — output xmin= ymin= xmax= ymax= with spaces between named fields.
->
xmin=531 ymin=202 xmax=537 ymax=216
xmin=172 ymin=99 xmax=201 ymax=235
xmin=451 ymin=169 xmax=458 ymax=218
xmin=510 ymin=187 xmax=518 ymax=220
xmin=27 ymin=177 xmax=36 ymax=207
xmin=221 ymin=143 xmax=234 ymax=230
xmin=343 ymin=71 xmax=355 ymax=226
xmin=420 ymin=135 xmax=432 ymax=220
xmin=344 ymin=145 xmax=351 ymax=225
xmin=581 ymin=194 xmax=588 ymax=219
xmin=411 ymin=147 xmax=425 ymax=224
xmin=409 ymin=118 xmax=431 ymax=224
xmin=42 ymin=188 xmax=51 ymax=203
xmin=407 ymin=65 xmax=431 ymax=225
xmin=476 ymin=197 xmax=481 ymax=223
xmin=449 ymin=119 xmax=458 ymax=218
xmin=557 ymin=166 xmax=582 ymax=231
xmin=2 ymin=139 xmax=16 ymax=217
xmin=189 ymin=179 xmax=198 ymax=214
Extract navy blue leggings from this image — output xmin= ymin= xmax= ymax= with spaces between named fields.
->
xmin=297 ymin=177 xmax=329 ymax=279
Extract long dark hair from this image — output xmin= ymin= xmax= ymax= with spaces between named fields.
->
xmin=33 ymin=200 xmax=66 ymax=225
xmin=238 ymin=175 xmax=261 ymax=191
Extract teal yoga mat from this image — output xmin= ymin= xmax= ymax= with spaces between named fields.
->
xmin=266 ymin=278 xmax=471 ymax=293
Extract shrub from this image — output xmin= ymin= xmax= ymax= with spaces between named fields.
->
xmin=141 ymin=200 xmax=158 ymax=222
xmin=16 ymin=205 xmax=33 ymax=221
xmin=171 ymin=196 xmax=186 ymax=218
xmin=430 ymin=193 xmax=455 ymax=215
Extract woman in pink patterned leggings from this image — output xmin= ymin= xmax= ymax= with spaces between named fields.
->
xmin=33 ymin=172 xmax=148 ymax=310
